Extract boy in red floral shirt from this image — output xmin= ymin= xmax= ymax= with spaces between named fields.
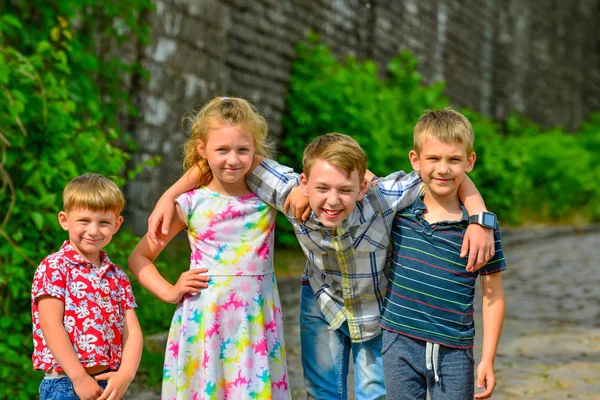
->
xmin=31 ymin=174 xmax=142 ymax=400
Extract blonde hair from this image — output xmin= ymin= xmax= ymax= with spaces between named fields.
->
xmin=302 ymin=133 xmax=367 ymax=179
xmin=63 ymin=173 xmax=125 ymax=214
xmin=413 ymin=108 xmax=474 ymax=154
xmin=182 ymin=97 xmax=273 ymax=187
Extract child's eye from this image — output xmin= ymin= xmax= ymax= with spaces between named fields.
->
xmin=239 ymin=148 xmax=250 ymax=152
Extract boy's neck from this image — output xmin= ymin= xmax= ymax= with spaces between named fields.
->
xmin=421 ymin=189 xmax=463 ymax=224
xmin=69 ymin=241 xmax=102 ymax=268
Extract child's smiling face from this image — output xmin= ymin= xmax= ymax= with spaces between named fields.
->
xmin=410 ymin=135 xmax=475 ymax=199
xmin=300 ymin=158 xmax=367 ymax=228
xmin=198 ymin=123 xmax=255 ymax=195
xmin=58 ymin=208 xmax=123 ymax=265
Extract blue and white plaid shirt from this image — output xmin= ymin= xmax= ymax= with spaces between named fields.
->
xmin=248 ymin=159 xmax=422 ymax=342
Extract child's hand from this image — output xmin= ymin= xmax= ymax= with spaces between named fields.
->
xmin=148 ymin=194 xmax=177 ymax=247
xmin=283 ymin=187 xmax=311 ymax=222
xmin=163 ymin=268 xmax=210 ymax=303
xmin=461 ymin=224 xmax=495 ymax=272
xmin=72 ymin=373 xmax=104 ymax=400
xmin=475 ymin=360 xmax=496 ymax=399
xmin=95 ymin=370 xmax=133 ymax=400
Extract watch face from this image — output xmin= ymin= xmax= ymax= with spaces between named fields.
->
xmin=483 ymin=213 xmax=496 ymax=227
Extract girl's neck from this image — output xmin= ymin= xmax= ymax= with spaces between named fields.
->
xmin=206 ymin=178 xmax=252 ymax=197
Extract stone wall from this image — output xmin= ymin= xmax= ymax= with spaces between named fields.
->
xmin=125 ymin=0 xmax=600 ymax=233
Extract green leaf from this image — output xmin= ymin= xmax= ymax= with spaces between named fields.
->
xmin=1 ymin=14 xmax=22 ymax=29
xmin=31 ymin=212 xmax=44 ymax=230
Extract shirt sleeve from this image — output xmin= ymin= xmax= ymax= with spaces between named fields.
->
xmin=478 ymin=226 xmax=507 ymax=275
xmin=375 ymin=170 xmax=423 ymax=212
xmin=246 ymin=159 xmax=300 ymax=213
xmin=119 ymin=273 xmax=138 ymax=310
xmin=31 ymin=257 xmax=67 ymax=303
xmin=176 ymin=190 xmax=194 ymax=227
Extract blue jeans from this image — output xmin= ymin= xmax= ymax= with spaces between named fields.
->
xmin=381 ymin=330 xmax=475 ymax=400
xmin=300 ymin=282 xmax=386 ymax=400
xmin=39 ymin=375 xmax=108 ymax=400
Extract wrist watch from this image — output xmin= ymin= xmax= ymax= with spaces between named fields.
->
xmin=468 ymin=211 xmax=497 ymax=229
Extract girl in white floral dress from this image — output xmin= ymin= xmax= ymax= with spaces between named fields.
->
xmin=129 ymin=97 xmax=289 ymax=399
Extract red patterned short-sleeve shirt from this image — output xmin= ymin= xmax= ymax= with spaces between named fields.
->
xmin=31 ymin=241 xmax=137 ymax=372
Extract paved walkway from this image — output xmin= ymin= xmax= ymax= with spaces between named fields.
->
xmin=131 ymin=228 xmax=600 ymax=399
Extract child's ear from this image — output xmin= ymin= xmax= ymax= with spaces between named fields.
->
xmin=466 ymin=152 xmax=476 ymax=173
xmin=196 ymin=139 xmax=206 ymax=158
xmin=114 ymin=215 xmax=124 ymax=232
xmin=300 ymin=173 xmax=309 ymax=196
xmin=356 ymin=178 xmax=368 ymax=201
xmin=57 ymin=211 xmax=69 ymax=231
xmin=409 ymin=150 xmax=420 ymax=172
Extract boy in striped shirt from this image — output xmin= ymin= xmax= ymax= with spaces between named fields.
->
xmin=379 ymin=109 xmax=506 ymax=400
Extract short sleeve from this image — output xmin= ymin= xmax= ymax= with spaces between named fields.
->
xmin=375 ymin=170 xmax=423 ymax=212
xmin=31 ymin=257 xmax=67 ymax=303
xmin=479 ymin=226 xmax=507 ymax=275
xmin=119 ymin=271 xmax=138 ymax=310
xmin=176 ymin=190 xmax=194 ymax=226
xmin=246 ymin=159 xmax=300 ymax=213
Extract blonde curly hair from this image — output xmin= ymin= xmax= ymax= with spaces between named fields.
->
xmin=182 ymin=97 xmax=273 ymax=187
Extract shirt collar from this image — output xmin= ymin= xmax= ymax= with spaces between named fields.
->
xmin=413 ymin=195 xmax=469 ymax=223
xmin=59 ymin=240 xmax=116 ymax=270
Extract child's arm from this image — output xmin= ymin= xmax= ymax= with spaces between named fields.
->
xmin=458 ymin=176 xmax=495 ymax=272
xmin=129 ymin=204 xmax=210 ymax=303
xmin=475 ymin=273 xmax=505 ymax=399
xmin=148 ymin=167 xmax=200 ymax=246
xmin=38 ymin=296 xmax=104 ymax=400
xmin=96 ymin=309 xmax=143 ymax=400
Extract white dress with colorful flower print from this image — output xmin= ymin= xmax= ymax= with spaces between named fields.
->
xmin=162 ymin=188 xmax=289 ymax=400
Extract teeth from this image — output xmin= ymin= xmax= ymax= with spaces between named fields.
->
xmin=323 ymin=209 xmax=341 ymax=216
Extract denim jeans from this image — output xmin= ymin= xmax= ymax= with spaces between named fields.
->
xmin=39 ymin=374 xmax=108 ymax=400
xmin=381 ymin=330 xmax=475 ymax=400
xmin=300 ymin=282 xmax=386 ymax=400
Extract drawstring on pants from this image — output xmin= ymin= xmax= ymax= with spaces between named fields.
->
xmin=425 ymin=342 xmax=440 ymax=382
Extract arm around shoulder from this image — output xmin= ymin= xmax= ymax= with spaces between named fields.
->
xmin=148 ymin=167 xmax=200 ymax=245
xmin=246 ymin=158 xmax=300 ymax=213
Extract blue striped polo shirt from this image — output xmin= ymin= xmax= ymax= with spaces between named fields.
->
xmin=379 ymin=196 xmax=506 ymax=348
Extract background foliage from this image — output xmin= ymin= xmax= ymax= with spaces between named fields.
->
xmin=0 ymin=1 xmax=159 ymax=397
xmin=277 ymin=35 xmax=600 ymax=247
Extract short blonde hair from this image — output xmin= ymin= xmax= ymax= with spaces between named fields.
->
xmin=302 ymin=133 xmax=367 ymax=179
xmin=182 ymin=96 xmax=274 ymax=188
xmin=413 ymin=108 xmax=474 ymax=154
xmin=63 ymin=173 xmax=125 ymax=215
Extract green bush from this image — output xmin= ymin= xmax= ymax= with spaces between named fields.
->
xmin=0 ymin=2 xmax=154 ymax=397
xmin=280 ymin=36 xmax=600 ymax=230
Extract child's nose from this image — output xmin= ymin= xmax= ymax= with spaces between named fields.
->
xmin=227 ymin=152 xmax=239 ymax=164
xmin=327 ymin=192 xmax=341 ymax=206
xmin=437 ymin=161 xmax=450 ymax=173
xmin=88 ymin=223 xmax=100 ymax=235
